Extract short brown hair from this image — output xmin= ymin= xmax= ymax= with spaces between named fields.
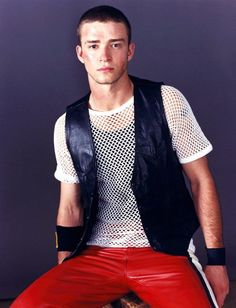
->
xmin=77 ymin=5 xmax=132 ymax=45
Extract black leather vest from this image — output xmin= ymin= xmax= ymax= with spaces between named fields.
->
xmin=65 ymin=76 xmax=199 ymax=258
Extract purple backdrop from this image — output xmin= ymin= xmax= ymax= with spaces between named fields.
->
xmin=0 ymin=0 xmax=235 ymax=299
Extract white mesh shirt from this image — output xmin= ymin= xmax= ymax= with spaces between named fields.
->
xmin=163 ymin=86 xmax=213 ymax=163
xmin=53 ymin=85 xmax=212 ymax=247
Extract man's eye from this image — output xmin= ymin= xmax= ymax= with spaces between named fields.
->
xmin=112 ymin=43 xmax=121 ymax=48
xmin=89 ymin=45 xmax=98 ymax=49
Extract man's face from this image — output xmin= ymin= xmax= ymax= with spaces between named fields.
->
xmin=76 ymin=21 xmax=135 ymax=85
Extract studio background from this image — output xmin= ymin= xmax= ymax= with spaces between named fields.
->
xmin=0 ymin=0 xmax=235 ymax=299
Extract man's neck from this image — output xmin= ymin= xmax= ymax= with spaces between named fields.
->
xmin=88 ymin=75 xmax=133 ymax=112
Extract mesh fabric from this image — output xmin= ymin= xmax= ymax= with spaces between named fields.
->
xmin=53 ymin=85 xmax=212 ymax=247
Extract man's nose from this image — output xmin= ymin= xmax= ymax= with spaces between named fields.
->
xmin=99 ymin=47 xmax=111 ymax=62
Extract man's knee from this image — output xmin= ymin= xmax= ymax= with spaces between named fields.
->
xmin=11 ymin=290 xmax=42 ymax=308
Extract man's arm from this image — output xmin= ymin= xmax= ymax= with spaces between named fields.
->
xmin=57 ymin=182 xmax=84 ymax=264
xmin=182 ymin=156 xmax=229 ymax=307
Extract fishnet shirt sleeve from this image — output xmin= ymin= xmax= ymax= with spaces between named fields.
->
xmin=53 ymin=114 xmax=79 ymax=183
xmin=161 ymin=85 xmax=213 ymax=164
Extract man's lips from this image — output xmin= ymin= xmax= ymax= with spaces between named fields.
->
xmin=97 ymin=67 xmax=114 ymax=72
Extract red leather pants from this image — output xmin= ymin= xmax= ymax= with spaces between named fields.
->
xmin=11 ymin=246 xmax=216 ymax=307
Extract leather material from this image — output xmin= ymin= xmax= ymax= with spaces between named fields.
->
xmin=65 ymin=76 xmax=199 ymax=258
xmin=11 ymin=247 xmax=213 ymax=308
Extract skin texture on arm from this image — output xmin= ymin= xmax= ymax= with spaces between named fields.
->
xmin=183 ymin=156 xmax=229 ymax=307
xmin=57 ymin=182 xmax=83 ymax=264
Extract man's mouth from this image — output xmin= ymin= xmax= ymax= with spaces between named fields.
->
xmin=97 ymin=67 xmax=114 ymax=72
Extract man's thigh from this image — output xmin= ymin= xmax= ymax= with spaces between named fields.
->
xmin=126 ymin=248 xmax=217 ymax=308
xmin=11 ymin=246 xmax=129 ymax=308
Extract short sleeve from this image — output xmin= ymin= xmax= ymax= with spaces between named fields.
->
xmin=53 ymin=114 xmax=79 ymax=183
xmin=161 ymin=85 xmax=213 ymax=164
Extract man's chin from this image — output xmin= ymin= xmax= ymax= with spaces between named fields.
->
xmin=90 ymin=73 xmax=126 ymax=86
xmin=94 ymin=78 xmax=116 ymax=85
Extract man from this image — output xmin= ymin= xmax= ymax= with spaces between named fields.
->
xmin=12 ymin=5 xmax=229 ymax=308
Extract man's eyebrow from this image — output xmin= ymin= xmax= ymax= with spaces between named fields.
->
xmin=85 ymin=38 xmax=125 ymax=44
xmin=85 ymin=40 xmax=100 ymax=44
xmin=109 ymin=38 xmax=125 ymax=42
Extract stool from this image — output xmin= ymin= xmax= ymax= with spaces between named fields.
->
xmin=103 ymin=292 xmax=149 ymax=307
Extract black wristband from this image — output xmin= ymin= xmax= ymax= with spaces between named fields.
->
xmin=56 ymin=225 xmax=84 ymax=252
xmin=206 ymin=247 xmax=226 ymax=266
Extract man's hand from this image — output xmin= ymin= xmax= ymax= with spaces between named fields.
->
xmin=204 ymin=265 xmax=229 ymax=307
xmin=58 ymin=251 xmax=71 ymax=264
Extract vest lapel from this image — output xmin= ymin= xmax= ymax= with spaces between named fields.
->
xmin=66 ymin=95 xmax=97 ymax=206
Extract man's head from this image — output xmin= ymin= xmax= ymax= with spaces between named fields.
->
xmin=76 ymin=6 xmax=135 ymax=86
xmin=76 ymin=5 xmax=132 ymax=45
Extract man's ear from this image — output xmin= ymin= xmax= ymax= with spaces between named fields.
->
xmin=127 ymin=42 xmax=135 ymax=62
xmin=76 ymin=45 xmax=84 ymax=64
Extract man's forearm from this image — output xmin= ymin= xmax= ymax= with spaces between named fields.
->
xmin=57 ymin=203 xmax=84 ymax=226
xmin=191 ymin=175 xmax=224 ymax=248
xmin=56 ymin=206 xmax=84 ymax=263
